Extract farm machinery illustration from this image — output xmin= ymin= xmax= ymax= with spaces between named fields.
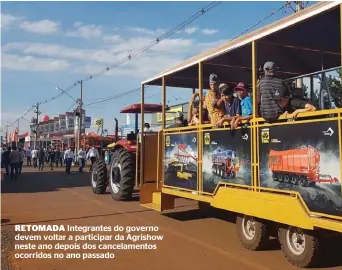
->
xmin=90 ymin=103 xmax=167 ymax=201
xmin=269 ymin=145 xmax=339 ymax=187
xmin=167 ymin=144 xmax=197 ymax=181
xmin=211 ymin=149 xmax=240 ymax=178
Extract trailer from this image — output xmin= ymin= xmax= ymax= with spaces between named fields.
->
xmin=269 ymin=145 xmax=339 ymax=187
xmin=91 ymin=2 xmax=342 ymax=268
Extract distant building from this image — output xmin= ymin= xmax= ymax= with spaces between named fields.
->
xmin=28 ymin=109 xmax=91 ymax=149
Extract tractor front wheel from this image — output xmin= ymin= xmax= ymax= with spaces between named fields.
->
xmin=91 ymin=158 xmax=108 ymax=194
xmin=109 ymin=148 xmax=136 ymax=201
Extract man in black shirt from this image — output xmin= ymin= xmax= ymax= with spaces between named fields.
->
xmin=285 ymin=87 xmax=316 ymax=119
xmin=2 ymin=147 xmax=11 ymax=176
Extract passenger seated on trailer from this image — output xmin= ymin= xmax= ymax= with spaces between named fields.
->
xmin=204 ymin=73 xmax=225 ymax=125
xmin=231 ymin=82 xmax=253 ymax=129
xmin=257 ymin=62 xmax=290 ymax=123
xmin=167 ymin=112 xmax=186 ymax=128
xmin=188 ymin=93 xmax=209 ymax=126
xmin=283 ymin=87 xmax=316 ymax=119
xmin=216 ymin=83 xmax=241 ymax=127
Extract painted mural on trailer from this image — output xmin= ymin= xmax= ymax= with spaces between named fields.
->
xmin=202 ymin=129 xmax=252 ymax=193
xmin=164 ymin=133 xmax=198 ymax=191
xmin=259 ymin=121 xmax=342 ymax=217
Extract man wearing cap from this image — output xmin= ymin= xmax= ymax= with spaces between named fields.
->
xmin=215 ymin=83 xmax=240 ymax=126
xmin=204 ymin=73 xmax=225 ymax=125
xmin=231 ymin=82 xmax=253 ymax=129
xmin=168 ymin=112 xmax=186 ymax=128
xmin=258 ymin=61 xmax=289 ymax=123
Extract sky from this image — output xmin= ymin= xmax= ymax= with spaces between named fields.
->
xmin=1 ymin=1 xmax=307 ymax=135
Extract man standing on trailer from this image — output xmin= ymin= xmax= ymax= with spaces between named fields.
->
xmin=204 ymin=73 xmax=225 ymax=125
xmin=258 ymin=62 xmax=289 ymax=123
xmin=86 ymin=145 xmax=99 ymax=172
xmin=231 ymin=82 xmax=253 ymax=129
xmin=215 ymin=83 xmax=240 ymax=126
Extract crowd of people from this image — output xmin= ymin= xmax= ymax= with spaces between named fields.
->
xmin=168 ymin=61 xmax=316 ymax=129
xmin=1 ymin=144 xmax=100 ymax=179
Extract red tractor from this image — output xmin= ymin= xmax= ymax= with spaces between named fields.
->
xmin=90 ymin=103 xmax=167 ymax=201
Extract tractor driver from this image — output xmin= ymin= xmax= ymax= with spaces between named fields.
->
xmin=168 ymin=112 xmax=186 ymax=128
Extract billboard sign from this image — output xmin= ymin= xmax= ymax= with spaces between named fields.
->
xmin=84 ymin=117 xmax=91 ymax=128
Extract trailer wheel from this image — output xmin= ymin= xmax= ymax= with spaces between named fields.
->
xmin=278 ymin=226 xmax=321 ymax=268
xmin=278 ymin=174 xmax=284 ymax=182
xmin=91 ymin=158 xmax=108 ymax=194
xmin=272 ymin=173 xmax=278 ymax=181
xmin=291 ymin=175 xmax=299 ymax=185
xmin=109 ymin=148 xmax=135 ymax=201
xmin=220 ymin=167 xmax=225 ymax=178
xmin=300 ymin=176 xmax=309 ymax=187
xmin=284 ymin=174 xmax=291 ymax=184
xmin=236 ymin=215 xmax=269 ymax=251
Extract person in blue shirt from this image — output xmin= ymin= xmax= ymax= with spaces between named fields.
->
xmin=215 ymin=83 xmax=241 ymax=127
xmin=231 ymin=82 xmax=253 ymax=129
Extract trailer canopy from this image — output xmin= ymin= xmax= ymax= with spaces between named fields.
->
xmin=142 ymin=1 xmax=341 ymax=88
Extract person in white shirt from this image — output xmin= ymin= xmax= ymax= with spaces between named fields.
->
xmin=86 ymin=145 xmax=99 ymax=172
xmin=64 ymin=147 xmax=75 ymax=174
xmin=31 ymin=148 xmax=38 ymax=167
xmin=26 ymin=148 xmax=32 ymax=166
xmin=78 ymin=147 xmax=86 ymax=173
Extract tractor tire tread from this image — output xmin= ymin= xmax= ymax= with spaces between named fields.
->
xmin=91 ymin=158 xmax=107 ymax=194
xmin=109 ymin=148 xmax=136 ymax=201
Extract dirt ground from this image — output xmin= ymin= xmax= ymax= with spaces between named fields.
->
xmin=1 ymin=165 xmax=341 ymax=270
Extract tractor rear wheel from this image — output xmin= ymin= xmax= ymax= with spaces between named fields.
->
xmin=109 ymin=148 xmax=136 ymax=201
xmin=91 ymin=158 xmax=108 ymax=194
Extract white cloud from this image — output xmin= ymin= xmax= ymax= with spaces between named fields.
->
xmin=184 ymin=27 xmax=198 ymax=35
xmin=127 ymin=27 xmax=167 ymax=36
xmin=1 ymin=13 xmax=22 ymax=28
xmin=4 ymin=37 xmax=194 ymax=65
xmin=202 ymin=28 xmax=218 ymax=35
xmin=2 ymin=54 xmax=69 ymax=72
xmin=103 ymin=34 xmax=123 ymax=43
xmin=65 ymin=21 xmax=103 ymax=38
xmin=20 ymin=19 xmax=60 ymax=34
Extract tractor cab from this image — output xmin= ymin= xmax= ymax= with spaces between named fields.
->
xmin=91 ymin=103 xmax=167 ymax=201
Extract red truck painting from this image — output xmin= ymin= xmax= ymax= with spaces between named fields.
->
xmin=212 ymin=150 xmax=240 ymax=178
xmin=268 ymin=145 xmax=339 ymax=187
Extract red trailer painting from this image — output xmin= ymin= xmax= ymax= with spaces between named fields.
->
xmin=268 ymin=145 xmax=339 ymax=187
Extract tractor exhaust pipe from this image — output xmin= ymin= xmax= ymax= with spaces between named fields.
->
xmin=114 ymin=118 xmax=118 ymax=142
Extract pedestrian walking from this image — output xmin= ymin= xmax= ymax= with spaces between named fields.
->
xmin=55 ymin=148 xmax=61 ymax=167
xmin=86 ymin=145 xmax=99 ymax=172
xmin=18 ymin=148 xmax=24 ymax=175
xmin=48 ymin=148 xmax=56 ymax=171
xmin=77 ymin=147 xmax=86 ymax=172
xmin=64 ymin=147 xmax=75 ymax=173
xmin=38 ymin=148 xmax=45 ymax=171
xmin=9 ymin=146 xmax=21 ymax=180
xmin=26 ymin=147 xmax=32 ymax=166
xmin=2 ymin=147 xmax=11 ymax=177
xmin=32 ymin=148 xmax=38 ymax=167
xmin=60 ymin=149 xmax=65 ymax=166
